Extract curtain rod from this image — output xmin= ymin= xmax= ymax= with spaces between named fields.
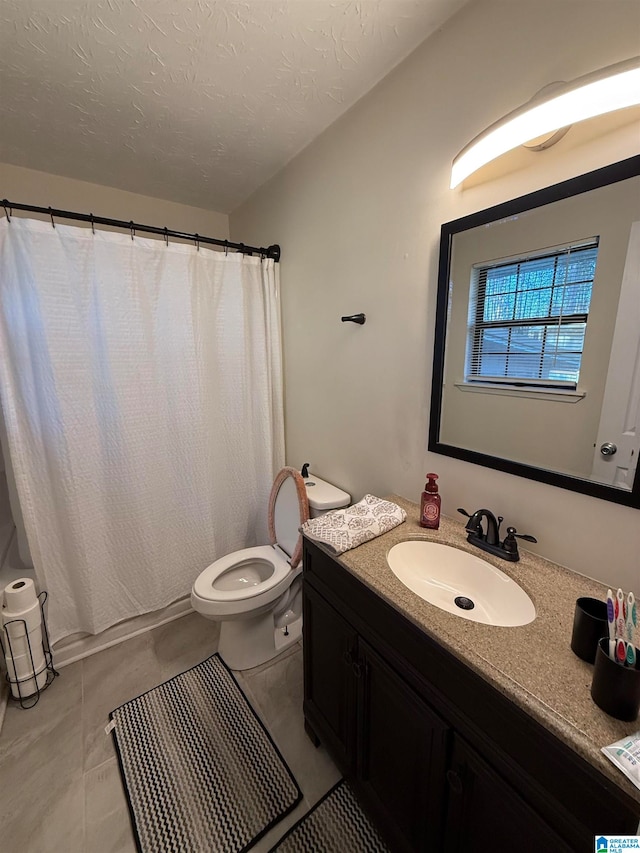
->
xmin=1 ymin=199 xmax=281 ymax=262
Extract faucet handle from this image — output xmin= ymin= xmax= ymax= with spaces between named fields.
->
xmin=457 ymin=508 xmax=483 ymax=535
xmin=503 ymin=527 xmax=537 ymax=558
xmin=505 ymin=526 xmax=537 ymax=544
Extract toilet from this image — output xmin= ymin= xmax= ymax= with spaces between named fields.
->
xmin=191 ymin=467 xmax=350 ymax=670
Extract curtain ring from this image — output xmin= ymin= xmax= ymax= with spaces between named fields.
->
xmin=129 ymin=221 xmax=135 ymax=241
xmin=49 ymin=207 xmax=55 ymax=228
xmin=90 ymin=213 xmax=95 ymax=235
xmin=194 ymin=233 xmax=200 ymax=252
xmin=224 ymin=240 xmax=228 ymax=256
xmin=239 ymin=243 xmax=245 ymax=255
xmin=164 ymin=227 xmax=169 ymax=247
xmin=2 ymin=200 xmax=11 ymax=222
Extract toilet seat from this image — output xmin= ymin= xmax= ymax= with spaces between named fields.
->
xmin=193 ymin=545 xmax=289 ymax=602
xmin=191 ymin=467 xmax=309 ymax=619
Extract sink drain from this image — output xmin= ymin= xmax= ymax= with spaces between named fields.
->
xmin=454 ymin=596 xmax=475 ymax=611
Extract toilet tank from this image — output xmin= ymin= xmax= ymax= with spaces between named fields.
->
xmin=303 ymin=473 xmax=350 ymax=518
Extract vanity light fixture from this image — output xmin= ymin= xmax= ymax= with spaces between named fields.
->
xmin=451 ymin=56 xmax=640 ymax=189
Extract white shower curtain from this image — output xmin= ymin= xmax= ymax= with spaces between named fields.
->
xmin=0 ymin=217 xmax=284 ymax=643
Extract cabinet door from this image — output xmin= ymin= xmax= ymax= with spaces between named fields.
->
xmin=444 ymin=735 xmax=574 ymax=853
xmin=302 ymin=581 xmax=358 ymax=772
xmin=357 ymin=640 xmax=450 ymax=853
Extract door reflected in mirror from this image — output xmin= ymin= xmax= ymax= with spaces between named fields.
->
xmin=429 ymin=157 xmax=640 ymax=507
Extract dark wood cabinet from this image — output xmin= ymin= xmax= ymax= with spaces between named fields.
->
xmin=304 ymin=582 xmax=449 ymax=852
xmin=303 ymin=581 xmax=357 ymax=771
xmin=356 ymin=639 xmax=449 ymax=852
xmin=443 ymin=735 xmax=573 ymax=853
xmin=302 ymin=538 xmax=639 ymax=852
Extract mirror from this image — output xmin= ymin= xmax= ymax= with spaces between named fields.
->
xmin=429 ymin=156 xmax=640 ymax=507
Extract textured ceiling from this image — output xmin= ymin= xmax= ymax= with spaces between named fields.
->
xmin=0 ymin=0 xmax=467 ymax=213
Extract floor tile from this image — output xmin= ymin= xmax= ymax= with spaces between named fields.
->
xmin=84 ymin=758 xmax=137 ymax=853
xmin=240 ymin=646 xmax=342 ymax=805
xmin=3 ymin=775 xmax=85 ymax=853
xmin=0 ymin=667 xmax=85 ymax=853
xmin=0 ymin=658 xmax=82 ymax=762
xmin=249 ymin=794 xmax=311 ymax=853
xmin=82 ymin=632 xmax=163 ymax=772
xmin=151 ymin=611 xmax=220 ymax=681
xmin=0 ymin=613 xmax=340 ymax=853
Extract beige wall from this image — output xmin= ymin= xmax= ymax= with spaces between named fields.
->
xmin=230 ymin=0 xmax=640 ymax=590
xmin=441 ymin=177 xmax=639 ymax=477
xmin=0 ymin=162 xmax=228 ymax=240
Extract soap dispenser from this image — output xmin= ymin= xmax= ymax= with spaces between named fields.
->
xmin=420 ymin=473 xmax=441 ymax=529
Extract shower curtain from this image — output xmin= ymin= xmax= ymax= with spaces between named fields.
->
xmin=0 ymin=217 xmax=284 ymax=643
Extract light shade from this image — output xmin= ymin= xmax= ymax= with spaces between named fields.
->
xmin=451 ymin=56 xmax=640 ymax=189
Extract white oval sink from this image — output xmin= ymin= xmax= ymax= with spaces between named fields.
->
xmin=387 ymin=541 xmax=535 ymax=627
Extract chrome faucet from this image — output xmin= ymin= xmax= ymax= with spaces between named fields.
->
xmin=457 ymin=508 xmax=537 ymax=562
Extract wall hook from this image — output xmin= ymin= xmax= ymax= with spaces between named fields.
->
xmin=341 ymin=313 xmax=366 ymax=325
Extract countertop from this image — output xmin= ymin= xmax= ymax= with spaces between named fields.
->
xmin=326 ymin=495 xmax=640 ymax=807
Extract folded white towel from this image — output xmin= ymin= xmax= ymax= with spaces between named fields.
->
xmin=300 ymin=494 xmax=407 ymax=555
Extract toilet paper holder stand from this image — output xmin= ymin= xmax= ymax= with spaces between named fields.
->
xmin=0 ymin=590 xmax=58 ymax=709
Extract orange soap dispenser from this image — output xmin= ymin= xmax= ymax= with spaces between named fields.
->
xmin=420 ymin=473 xmax=441 ymax=529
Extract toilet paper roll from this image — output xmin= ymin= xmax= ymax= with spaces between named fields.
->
xmin=2 ymin=622 xmax=43 ymax=663
xmin=2 ymin=598 xmax=42 ymax=634
xmin=3 ymin=578 xmax=38 ymax=611
xmin=5 ymin=644 xmax=46 ymax=680
xmin=5 ymin=651 xmax=47 ymax=698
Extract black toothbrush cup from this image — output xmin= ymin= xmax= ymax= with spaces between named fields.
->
xmin=571 ymin=597 xmax=608 ymax=664
xmin=591 ymin=637 xmax=640 ymax=721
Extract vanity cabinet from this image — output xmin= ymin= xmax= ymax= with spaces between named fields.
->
xmin=302 ymin=538 xmax=639 ymax=852
xmin=443 ymin=735 xmax=572 ymax=852
xmin=304 ymin=581 xmax=449 ymax=851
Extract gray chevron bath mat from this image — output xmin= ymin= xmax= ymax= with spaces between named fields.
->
xmin=110 ymin=653 xmax=302 ymax=853
xmin=268 ymin=780 xmax=390 ymax=852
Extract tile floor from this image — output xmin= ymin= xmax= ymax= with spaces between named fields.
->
xmin=0 ymin=612 xmax=341 ymax=852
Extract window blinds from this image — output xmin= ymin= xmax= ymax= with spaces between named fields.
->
xmin=465 ymin=239 xmax=599 ymax=388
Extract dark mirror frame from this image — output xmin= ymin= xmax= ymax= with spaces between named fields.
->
xmin=429 ymin=155 xmax=640 ymax=508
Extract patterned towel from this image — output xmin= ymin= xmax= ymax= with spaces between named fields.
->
xmin=300 ymin=494 xmax=406 ymax=555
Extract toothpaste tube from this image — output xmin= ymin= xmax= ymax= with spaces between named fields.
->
xmin=602 ymin=732 xmax=640 ymax=791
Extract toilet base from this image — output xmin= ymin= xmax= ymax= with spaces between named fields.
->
xmin=218 ymin=613 xmax=302 ymax=671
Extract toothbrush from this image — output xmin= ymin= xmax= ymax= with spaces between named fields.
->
xmin=626 ymin=592 xmax=637 ymax=666
xmin=607 ymin=590 xmax=616 ymax=662
xmin=616 ymin=589 xmax=626 ymax=645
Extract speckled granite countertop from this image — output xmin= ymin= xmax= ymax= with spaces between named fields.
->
xmin=328 ymin=495 xmax=640 ymax=807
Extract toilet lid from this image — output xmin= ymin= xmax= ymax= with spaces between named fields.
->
xmin=269 ymin=468 xmax=309 ymax=565
xmin=273 ymin=476 xmax=302 ymax=559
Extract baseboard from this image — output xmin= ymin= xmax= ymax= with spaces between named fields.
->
xmin=52 ymin=596 xmax=193 ymax=669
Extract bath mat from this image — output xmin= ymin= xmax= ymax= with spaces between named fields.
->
xmin=268 ymin=780 xmax=390 ymax=852
xmin=110 ymin=653 xmax=302 ymax=853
